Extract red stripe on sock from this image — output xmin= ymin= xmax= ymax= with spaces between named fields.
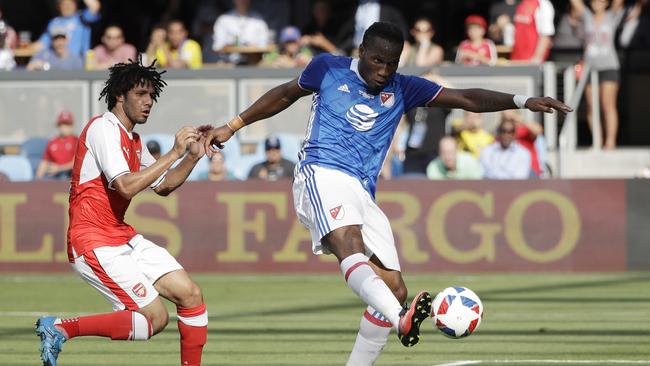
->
xmin=83 ymin=251 xmax=139 ymax=310
xmin=177 ymin=304 xmax=206 ymax=318
xmin=344 ymin=262 xmax=369 ymax=282
xmin=363 ymin=310 xmax=392 ymax=328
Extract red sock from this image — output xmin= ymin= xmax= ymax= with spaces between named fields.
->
xmin=55 ymin=310 xmax=151 ymax=340
xmin=177 ymin=304 xmax=208 ymax=366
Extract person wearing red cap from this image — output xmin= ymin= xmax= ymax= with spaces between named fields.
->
xmin=36 ymin=110 xmax=79 ymax=180
xmin=456 ymin=15 xmax=497 ymax=66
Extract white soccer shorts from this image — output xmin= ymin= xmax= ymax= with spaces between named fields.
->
xmin=71 ymin=234 xmax=183 ymax=311
xmin=293 ymin=164 xmax=401 ymax=271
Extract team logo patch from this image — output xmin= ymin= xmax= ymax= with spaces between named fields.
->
xmin=132 ymin=283 xmax=147 ymax=298
xmin=345 ymin=104 xmax=378 ymax=131
xmin=136 ymin=149 xmax=141 ymax=159
xmin=338 ymin=84 xmax=350 ymax=93
xmin=380 ymin=92 xmax=394 ymax=108
xmin=330 ymin=205 xmax=345 ymax=220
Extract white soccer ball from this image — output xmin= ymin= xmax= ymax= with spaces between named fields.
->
xmin=431 ymin=286 xmax=483 ymax=338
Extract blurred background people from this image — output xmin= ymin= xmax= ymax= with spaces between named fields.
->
xmin=488 ymin=0 xmax=518 ymax=46
xmin=553 ymin=4 xmax=586 ymax=50
xmin=571 ymin=0 xmax=624 ymax=149
xmin=86 ymin=25 xmax=137 ymax=70
xmin=248 ymin=136 xmax=295 ymax=181
xmin=0 ymin=20 xmax=15 ymax=71
xmin=457 ymin=111 xmax=495 ymax=159
xmin=32 ymin=0 xmax=101 ymax=58
xmin=146 ymin=140 xmax=161 ymax=160
xmin=154 ymin=20 xmax=202 ymax=69
xmin=300 ymin=0 xmax=344 ymax=55
xmin=510 ymin=0 xmax=555 ymax=64
xmin=27 ymin=28 xmax=83 ymax=70
xmin=212 ymin=0 xmax=270 ymax=64
xmin=0 ymin=7 xmax=17 ymax=49
xmin=261 ymin=26 xmax=312 ymax=68
xmin=427 ymin=136 xmax=483 ymax=180
xmin=36 ymin=110 xmax=78 ymax=180
xmin=401 ymin=17 xmax=443 ymax=67
xmin=480 ymin=118 xmax=532 ymax=179
xmin=501 ymin=110 xmax=544 ymax=177
xmin=456 ymin=15 xmax=497 ymax=66
xmin=201 ymin=151 xmax=235 ymax=181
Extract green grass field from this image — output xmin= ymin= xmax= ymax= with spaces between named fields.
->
xmin=1 ymin=272 xmax=649 ymax=366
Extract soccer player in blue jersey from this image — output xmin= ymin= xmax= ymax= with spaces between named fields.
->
xmin=204 ymin=22 xmax=571 ymax=365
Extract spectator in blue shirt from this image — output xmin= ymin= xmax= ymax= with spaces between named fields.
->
xmin=479 ymin=118 xmax=532 ymax=179
xmin=33 ymin=0 xmax=101 ymax=57
xmin=27 ymin=28 xmax=83 ymax=70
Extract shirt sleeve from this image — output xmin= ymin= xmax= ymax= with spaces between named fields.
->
xmin=297 ymin=53 xmax=332 ymax=92
xmin=85 ymin=120 xmax=130 ymax=189
xmin=139 ymin=140 xmax=167 ymax=189
xmin=181 ymin=40 xmax=203 ymax=69
xmin=400 ymin=75 xmax=444 ymax=112
xmin=80 ymin=8 xmax=101 ymax=24
xmin=535 ymin=0 xmax=556 ymax=36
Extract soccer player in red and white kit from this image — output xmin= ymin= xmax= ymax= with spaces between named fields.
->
xmin=36 ymin=59 xmax=208 ymax=366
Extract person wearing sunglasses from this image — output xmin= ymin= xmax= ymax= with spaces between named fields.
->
xmin=479 ymin=118 xmax=532 ymax=179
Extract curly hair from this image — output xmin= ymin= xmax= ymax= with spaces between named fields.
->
xmin=99 ymin=56 xmax=167 ymax=110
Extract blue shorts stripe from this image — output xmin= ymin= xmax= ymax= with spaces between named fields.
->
xmin=302 ymin=167 xmax=327 ymax=237
xmin=306 ymin=165 xmax=331 ymax=233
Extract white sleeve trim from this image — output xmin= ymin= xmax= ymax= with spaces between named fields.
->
xmin=426 ymin=86 xmax=445 ymax=106
xmin=535 ymin=0 xmax=555 ymax=36
xmin=107 ymin=170 xmax=130 ymax=190
xmin=86 ymin=119 xmax=131 ymax=184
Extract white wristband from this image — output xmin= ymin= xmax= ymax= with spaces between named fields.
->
xmin=513 ymin=95 xmax=530 ymax=109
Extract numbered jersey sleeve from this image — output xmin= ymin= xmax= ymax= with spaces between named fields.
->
xmin=399 ymin=75 xmax=444 ymax=112
xmin=84 ymin=120 xmax=131 ymax=189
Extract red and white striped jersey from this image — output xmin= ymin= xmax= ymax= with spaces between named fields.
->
xmin=67 ymin=112 xmax=165 ymax=262
xmin=456 ymin=39 xmax=497 ymax=66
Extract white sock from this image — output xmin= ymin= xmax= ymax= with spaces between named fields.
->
xmin=347 ymin=306 xmax=392 ymax=366
xmin=131 ymin=311 xmax=151 ymax=341
xmin=340 ymin=253 xmax=402 ymax=328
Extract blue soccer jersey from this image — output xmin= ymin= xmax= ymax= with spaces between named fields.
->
xmin=297 ymin=53 xmax=443 ymax=197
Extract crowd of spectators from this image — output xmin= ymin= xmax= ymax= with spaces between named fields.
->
xmin=0 ymin=0 xmax=646 ymax=72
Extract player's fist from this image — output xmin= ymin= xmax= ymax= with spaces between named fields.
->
xmin=525 ymin=96 xmax=573 ymax=114
xmin=203 ymin=125 xmax=234 ymax=158
xmin=172 ymin=126 xmax=199 ymax=159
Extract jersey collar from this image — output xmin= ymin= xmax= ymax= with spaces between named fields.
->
xmin=103 ymin=111 xmax=134 ymax=139
xmin=350 ymin=59 xmax=368 ymax=86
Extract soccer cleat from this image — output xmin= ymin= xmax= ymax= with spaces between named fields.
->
xmin=36 ymin=316 xmax=66 ymax=366
xmin=397 ymin=291 xmax=432 ymax=347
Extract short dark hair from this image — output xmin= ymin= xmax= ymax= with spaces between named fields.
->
xmin=99 ymin=56 xmax=167 ymax=110
xmin=361 ymin=22 xmax=404 ymax=49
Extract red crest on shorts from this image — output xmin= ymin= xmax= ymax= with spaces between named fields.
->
xmin=380 ymin=92 xmax=394 ymax=107
xmin=330 ymin=205 xmax=344 ymax=220
xmin=132 ymin=283 xmax=147 ymax=298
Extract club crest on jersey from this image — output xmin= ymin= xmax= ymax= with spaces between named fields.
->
xmin=122 ymin=146 xmax=130 ymax=158
xmin=345 ymin=104 xmax=378 ymax=131
xmin=380 ymin=92 xmax=394 ymax=108
xmin=136 ymin=149 xmax=141 ymax=159
xmin=132 ymin=283 xmax=147 ymax=298
xmin=330 ymin=205 xmax=345 ymax=220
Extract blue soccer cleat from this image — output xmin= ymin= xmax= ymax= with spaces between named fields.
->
xmin=35 ymin=316 xmax=66 ymax=366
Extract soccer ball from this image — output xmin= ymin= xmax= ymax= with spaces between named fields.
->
xmin=431 ymin=286 xmax=483 ymax=338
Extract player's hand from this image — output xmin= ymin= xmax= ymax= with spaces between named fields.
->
xmin=525 ymin=96 xmax=573 ymax=115
xmin=203 ymin=125 xmax=234 ymax=158
xmin=187 ymin=136 xmax=206 ymax=160
xmin=172 ymin=126 xmax=199 ymax=159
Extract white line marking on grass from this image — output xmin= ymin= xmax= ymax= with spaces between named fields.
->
xmin=435 ymin=361 xmax=650 ymax=365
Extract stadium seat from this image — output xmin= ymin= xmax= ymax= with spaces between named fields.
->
xmin=20 ymin=137 xmax=49 ymax=175
xmin=0 ymin=155 xmax=34 ymax=181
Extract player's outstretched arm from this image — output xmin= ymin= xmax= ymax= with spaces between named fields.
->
xmin=428 ymin=88 xmax=572 ymax=114
xmin=112 ymin=126 xmax=199 ymax=199
xmin=204 ymin=78 xmax=311 ymax=156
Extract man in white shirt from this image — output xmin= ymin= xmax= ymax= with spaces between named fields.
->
xmin=212 ymin=0 xmax=270 ymax=63
xmin=480 ymin=118 xmax=532 ymax=179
